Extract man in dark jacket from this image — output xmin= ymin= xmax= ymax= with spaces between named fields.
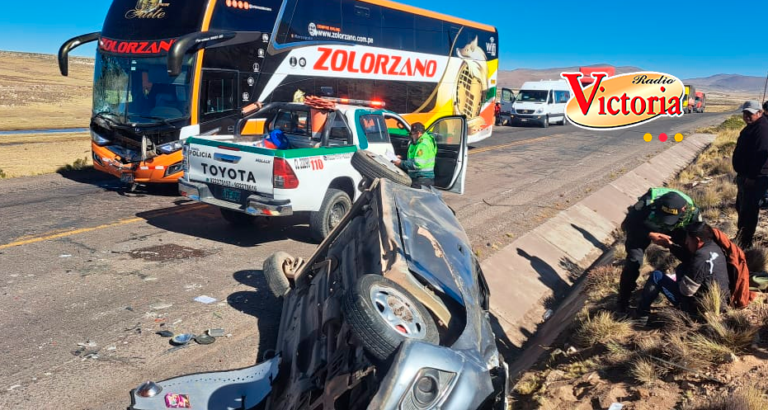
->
xmin=617 ymin=188 xmax=701 ymax=314
xmin=637 ymin=222 xmax=730 ymax=318
xmin=732 ymin=100 xmax=768 ymax=249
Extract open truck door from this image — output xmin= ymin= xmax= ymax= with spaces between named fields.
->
xmin=429 ymin=116 xmax=468 ymax=194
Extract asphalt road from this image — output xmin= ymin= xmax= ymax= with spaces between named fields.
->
xmin=0 ymin=112 xmax=730 ymax=408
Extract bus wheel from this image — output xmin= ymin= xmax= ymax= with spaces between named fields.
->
xmin=351 ymin=150 xmax=412 ymax=187
xmin=310 ymin=188 xmax=352 ymax=242
xmin=220 ymin=208 xmax=256 ymax=227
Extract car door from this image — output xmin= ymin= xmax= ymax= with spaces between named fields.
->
xmin=429 ymin=116 xmax=468 ymax=194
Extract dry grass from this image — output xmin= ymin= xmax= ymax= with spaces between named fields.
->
xmin=57 ymin=156 xmax=91 ymax=172
xmin=703 ymin=309 xmax=758 ymax=353
xmin=745 ymin=246 xmax=768 ymax=273
xmin=630 ymin=358 xmax=660 ymax=385
xmin=691 ymin=185 xmax=724 ymax=210
xmin=514 ymin=374 xmax=543 ymax=396
xmin=584 ymin=265 xmax=621 ymax=302
xmin=699 ymin=285 xmax=724 ymax=319
xmin=0 ymin=168 xmax=6 ymax=179
xmin=691 ymin=385 xmax=768 ymax=410
xmin=0 ymin=132 xmax=91 ymax=177
xmin=574 ymin=311 xmax=632 ymax=347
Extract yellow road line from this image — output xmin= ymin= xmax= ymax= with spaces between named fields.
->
xmin=0 ymin=203 xmax=208 ymax=250
xmin=469 ymin=135 xmax=557 ymax=155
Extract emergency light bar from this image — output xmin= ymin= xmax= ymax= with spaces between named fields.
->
xmin=324 ymin=97 xmax=386 ymax=108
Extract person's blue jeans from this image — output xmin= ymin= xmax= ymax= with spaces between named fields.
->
xmin=638 ymin=270 xmax=682 ymax=315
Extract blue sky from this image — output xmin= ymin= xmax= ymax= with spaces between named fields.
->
xmin=0 ymin=0 xmax=765 ymax=79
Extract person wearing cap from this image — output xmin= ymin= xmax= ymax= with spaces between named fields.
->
xmin=732 ymin=100 xmax=768 ymax=249
xmin=617 ymin=187 xmax=701 ymax=314
xmin=637 ymin=222 xmax=730 ymax=319
xmin=393 ymin=122 xmax=437 ymax=187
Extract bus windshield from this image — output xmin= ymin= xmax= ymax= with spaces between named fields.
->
xmin=92 ymin=52 xmax=195 ymax=124
xmin=516 ymin=90 xmax=548 ymax=103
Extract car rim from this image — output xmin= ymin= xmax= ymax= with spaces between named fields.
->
xmin=369 ymin=285 xmax=427 ymax=338
xmin=367 ymin=151 xmax=407 ymax=177
xmin=329 ymin=201 xmax=347 ymax=230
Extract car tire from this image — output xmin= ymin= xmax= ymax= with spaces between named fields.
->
xmin=262 ymin=251 xmax=295 ymax=297
xmin=351 ymin=150 xmax=412 ymax=187
xmin=541 ymin=116 xmax=549 ymax=128
xmin=309 ymin=188 xmax=352 ymax=242
xmin=220 ymin=208 xmax=256 ymax=227
xmin=344 ymin=274 xmax=439 ymax=361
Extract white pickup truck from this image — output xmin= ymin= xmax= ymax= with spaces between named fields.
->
xmin=179 ymin=101 xmax=468 ymax=241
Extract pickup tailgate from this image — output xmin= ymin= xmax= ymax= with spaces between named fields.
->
xmin=185 ymin=137 xmax=274 ymax=200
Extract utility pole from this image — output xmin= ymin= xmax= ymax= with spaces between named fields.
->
xmin=763 ymin=71 xmax=768 ymax=104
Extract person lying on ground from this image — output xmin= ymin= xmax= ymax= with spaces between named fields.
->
xmin=637 ymin=222 xmax=731 ymax=319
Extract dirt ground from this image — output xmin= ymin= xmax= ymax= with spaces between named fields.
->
xmin=0 ymin=51 xmax=93 ymax=130
xmin=0 ymin=132 xmax=91 ymax=178
xmin=511 ymin=116 xmax=768 ymax=410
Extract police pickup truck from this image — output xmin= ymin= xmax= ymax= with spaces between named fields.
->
xmin=179 ymin=100 xmax=468 ymax=241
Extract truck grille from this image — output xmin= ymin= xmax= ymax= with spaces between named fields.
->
xmin=517 ymin=109 xmax=534 ymax=115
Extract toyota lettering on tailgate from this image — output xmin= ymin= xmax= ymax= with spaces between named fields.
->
xmin=200 ymin=163 xmax=258 ymax=191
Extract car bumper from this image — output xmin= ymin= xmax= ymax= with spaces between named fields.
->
xmin=179 ymin=179 xmax=294 ymax=217
xmin=91 ymin=143 xmax=184 ymax=184
xmin=511 ymin=114 xmax=545 ymax=122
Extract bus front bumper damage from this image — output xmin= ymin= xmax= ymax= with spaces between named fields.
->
xmin=92 ymin=143 xmax=184 ymax=184
xmin=179 ymin=180 xmax=293 ymax=217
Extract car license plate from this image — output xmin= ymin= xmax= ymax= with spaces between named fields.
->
xmin=222 ymin=188 xmax=241 ymax=203
xmin=521 ymin=119 xmax=528 ymax=122
xmin=120 ymin=173 xmax=134 ymax=184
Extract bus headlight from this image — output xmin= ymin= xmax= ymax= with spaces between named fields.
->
xmin=91 ymin=130 xmax=111 ymax=146
xmin=157 ymin=141 xmax=184 ymax=155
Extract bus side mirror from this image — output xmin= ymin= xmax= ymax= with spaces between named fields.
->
xmin=167 ymin=31 xmax=237 ymax=76
xmin=58 ymin=32 xmax=100 ymax=76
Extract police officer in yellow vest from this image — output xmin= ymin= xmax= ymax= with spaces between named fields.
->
xmin=393 ymin=122 xmax=437 ymax=188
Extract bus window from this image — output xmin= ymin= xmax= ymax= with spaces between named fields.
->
xmin=342 ymin=2 xmax=380 ymax=42
xmin=381 ymin=7 xmax=414 ymax=50
xmin=359 ymin=114 xmax=388 ymax=144
xmin=414 ymin=15 xmax=443 ymax=56
xmin=280 ymin=0 xmax=342 ymax=45
xmin=201 ymin=70 xmax=237 ymax=120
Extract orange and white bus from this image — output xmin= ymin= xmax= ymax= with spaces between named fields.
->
xmin=59 ymin=0 xmax=499 ymax=184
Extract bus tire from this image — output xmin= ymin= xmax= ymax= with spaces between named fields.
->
xmin=220 ymin=208 xmax=256 ymax=227
xmin=310 ymin=188 xmax=352 ymax=242
xmin=351 ymin=150 xmax=412 ymax=187
xmin=343 ymin=274 xmax=439 ymax=361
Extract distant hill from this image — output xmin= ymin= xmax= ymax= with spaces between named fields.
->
xmin=682 ymin=74 xmax=766 ymax=94
xmin=497 ymin=65 xmax=643 ymax=89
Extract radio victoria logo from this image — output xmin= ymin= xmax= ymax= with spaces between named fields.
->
xmin=560 ymin=71 xmax=685 ymax=130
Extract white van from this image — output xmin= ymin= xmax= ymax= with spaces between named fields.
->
xmin=511 ymin=80 xmax=571 ymax=128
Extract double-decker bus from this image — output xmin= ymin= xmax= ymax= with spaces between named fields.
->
xmin=59 ymin=0 xmax=499 ymax=184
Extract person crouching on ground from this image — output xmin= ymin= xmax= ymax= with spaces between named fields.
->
xmin=732 ymin=100 xmax=768 ymax=249
xmin=637 ymin=222 xmax=730 ymax=318
xmin=392 ymin=122 xmax=436 ymax=188
xmin=617 ymin=188 xmax=702 ymax=315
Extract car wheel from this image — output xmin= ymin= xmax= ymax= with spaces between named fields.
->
xmin=309 ymin=188 xmax=352 ymax=242
xmin=262 ymin=251 xmax=298 ymax=297
xmin=351 ymin=150 xmax=412 ymax=187
xmin=541 ymin=115 xmax=549 ymax=128
xmin=220 ymin=208 xmax=256 ymax=227
xmin=344 ymin=275 xmax=439 ymax=361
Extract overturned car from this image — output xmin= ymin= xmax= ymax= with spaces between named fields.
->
xmin=130 ymin=152 xmax=509 ymax=410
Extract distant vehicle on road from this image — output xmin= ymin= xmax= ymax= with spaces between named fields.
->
xmin=510 ymin=80 xmax=570 ymax=128
xmin=58 ymin=0 xmax=499 ymax=185
xmin=683 ymin=84 xmax=697 ymax=113
xmin=692 ymin=91 xmax=706 ymax=113
xmin=499 ymin=88 xmax=515 ymax=125
xmin=578 ymin=66 xmax=616 ymax=87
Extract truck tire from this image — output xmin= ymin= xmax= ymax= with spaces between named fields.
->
xmin=220 ymin=208 xmax=256 ymax=227
xmin=351 ymin=150 xmax=412 ymax=187
xmin=262 ymin=251 xmax=295 ymax=298
xmin=541 ymin=115 xmax=549 ymax=128
xmin=343 ymin=275 xmax=439 ymax=361
xmin=309 ymin=188 xmax=352 ymax=242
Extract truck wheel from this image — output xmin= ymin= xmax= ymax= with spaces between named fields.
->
xmin=309 ymin=188 xmax=352 ymax=241
xmin=541 ymin=116 xmax=549 ymax=128
xmin=220 ymin=208 xmax=256 ymax=227
xmin=343 ymin=275 xmax=439 ymax=361
xmin=351 ymin=150 xmax=412 ymax=187
xmin=262 ymin=251 xmax=296 ymax=298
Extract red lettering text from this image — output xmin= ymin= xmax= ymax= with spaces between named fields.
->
xmin=561 ymin=73 xmax=607 ymax=116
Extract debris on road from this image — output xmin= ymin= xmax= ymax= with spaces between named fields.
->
xmin=77 ymin=340 xmax=97 ymax=348
xmin=207 ymin=328 xmax=225 ymax=337
xmin=59 ymin=254 xmax=72 ymax=258
xmin=156 ymin=330 xmax=174 ymax=338
xmin=171 ymin=334 xmax=193 ymax=346
xmin=194 ymin=334 xmax=215 ymax=345
xmin=150 ymin=302 xmax=173 ymax=310
xmin=7 ymin=384 xmax=22 ymax=391
xmin=193 ymin=295 xmax=217 ymax=304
